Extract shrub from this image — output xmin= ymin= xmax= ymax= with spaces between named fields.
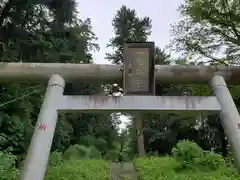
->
xmin=0 ymin=151 xmax=18 ymax=180
xmin=135 ymin=157 xmax=179 ymax=180
xmin=121 ymin=151 xmax=131 ymax=162
xmin=198 ymin=151 xmax=226 ymax=170
xmin=45 ymin=159 xmax=109 ymax=180
xmin=48 ymin=152 xmax=64 ymax=167
xmin=171 ymin=140 xmax=204 ymax=169
xmin=63 ymin=144 xmax=89 ymax=160
xmin=104 ymin=150 xmax=119 ymax=162
xmin=134 ymin=157 xmax=240 ymax=180
xmin=87 ymin=146 xmax=102 ymax=159
xmin=171 ymin=140 xmax=230 ymax=171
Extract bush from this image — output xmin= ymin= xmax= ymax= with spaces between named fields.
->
xmin=104 ymin=150 xmax=119 ymax=162
xmin=135 ymin=157 xmax=179 ymax=180
xmin=134 ymin=157 xmax=240 ymax=180
xmin=198 ymin=151 xmax=226 ymax=170
xmin=45 ymin=159 xmax=109 ymax=180
xmin=171 ymin=140 xmax=229 ymax=171
xmin=63 ymin=144 xmax=89 ymax=160
xmin=0 ymin=151 xmax=18 ymax=180
xmin=172 ymin=140 xmax=204 ymax=169
xmin=87 ymin=146 xmax=102 ymax=159
xmin=48 ymin=152 xmax=64 ymax=167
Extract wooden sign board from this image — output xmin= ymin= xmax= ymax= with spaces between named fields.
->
xmin=123 ymin=42 xmax=155 ymax=95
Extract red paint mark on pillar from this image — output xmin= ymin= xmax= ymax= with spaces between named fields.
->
xmin=39 ymin=124 xmax=47 ymax=131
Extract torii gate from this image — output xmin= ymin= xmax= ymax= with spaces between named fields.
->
xmin=1 ymin=42 xmax=240 ymax=180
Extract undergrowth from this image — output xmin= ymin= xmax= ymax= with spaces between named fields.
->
xmin=45 ymin=159 xmax=109 ymax=180
xmin=135 ymin=140 xmax=239 ymax=180
xmin=1 ymin=140 xmax=239 ymax=180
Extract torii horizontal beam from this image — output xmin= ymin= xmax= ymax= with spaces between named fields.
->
xmin=0 ymin=63 xmax=240 ymax=84
xmin=56 ymin=95 xmax=221 ymax=112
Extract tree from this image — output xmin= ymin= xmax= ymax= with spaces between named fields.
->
xmin=170 ymin=0 xmax=240 ymax=65
xmin=169 ymin=0 xmax=240 ymax=156
xmin=106 ymin=5 xmax=201 ymax=155
xmin=106 ymin=5 xmax=152 ymax=155
xmin=0 ymin=0 xmax=120 ymax=158
xmin=106 ymin=5 xmax=152 ymax=65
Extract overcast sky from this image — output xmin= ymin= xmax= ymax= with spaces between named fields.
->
xmin=77 ymin=0 xmax=184 ymax=65
xmin=77 ymin=0 xmax=184 ymax=128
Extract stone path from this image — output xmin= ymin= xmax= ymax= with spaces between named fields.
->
xmin=110 ymin=162 xmax=138 ymax=180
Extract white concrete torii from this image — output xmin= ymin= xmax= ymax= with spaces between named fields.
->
xmin=1 ymin=42 xmax=240 ymax=180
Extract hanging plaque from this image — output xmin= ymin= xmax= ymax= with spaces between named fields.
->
xmin=123 ymin=42 xmax=155 ymax=95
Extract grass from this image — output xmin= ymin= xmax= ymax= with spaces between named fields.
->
xmin=134 ymin=157 xmax=240 ymax=180
xmin=45 ymin=159 xmax=109 ymax=180
xmin=3 ymin=141 xmax=240 ymax=180
xmin=44 ymin=156 xmax=240 ymax=180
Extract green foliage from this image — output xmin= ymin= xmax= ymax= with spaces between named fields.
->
xmin=48 ymin=152 xmax=64 ymax=167
xmin=0 ymin=149 xmax=239 ymax=180
xmin=226 ymin=148 xmax=235 ymax=164
xmin=190 ymin=84 xmax=211 ymax=96
xmin=135 ymin=156 xmax=240 ymax=180
xmin=198 ymin=151 xmax=226 ymax=170
xmin=106 ymin=5 xmax=152 ymax=64
xmin=82 ymin=135 xmax=109 ymax=154
xmin=0 ymin=151 xmax=18 ymax=180
xmin=63 ymin=144 xmax=103 ymax=160
xmin=45 ymin=159 xmax=109 ymax=180
xmin=170 ymin=0 xmax=240 ymax=65
xmin=2 ymin=1 xmax=240 ymax=179
xmin=104 ymin=150 xmax=119 ymax=162
xmin=63 ymin=144 xmax=89 ymax=160
xmin=0 ymin=0 xmax=121 ymax=160
xmin=87 ymin=146 xmax=102 ymax=159
xmin=172 ymin=140 xmax=229 ymax=171
xmin=52 ymin=116 xmax=73 ymax=152
xmin=172 ymin=140 xmax=204 ymax=168
xmin=135 ymin=157 xmax=178 ymax=180
xmin=229 ymin=85 xmax=240 ymax=99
